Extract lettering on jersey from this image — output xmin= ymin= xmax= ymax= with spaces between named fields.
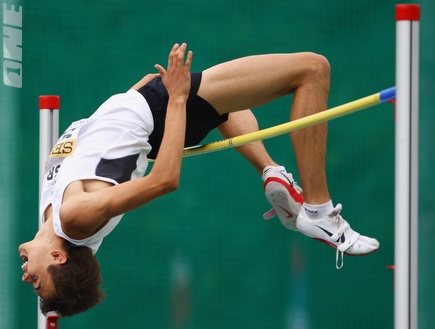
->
xmin=47 ymin=164 xmax=60 ymax=181
xmin=48 ymin=119 xmax=90 ymax=157
xmin=49 ymin=139 xmax=75 ymax=157
xmin=2 ymin=3 xmax=23 ymax=88
xmin=58 ymin=126 xmax=77 ymax=141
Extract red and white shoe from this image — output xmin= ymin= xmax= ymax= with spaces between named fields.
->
xmin=262 ymin=166 xmax=304 ymax=231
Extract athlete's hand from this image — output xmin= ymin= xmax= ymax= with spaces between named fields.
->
xmin=154 ymin=43 xmax=193 ymax=102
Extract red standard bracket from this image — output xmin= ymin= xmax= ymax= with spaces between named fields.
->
xmin=46 ymin=312 xmax=60 ymax=329
xmin=396 ymin=4 xmax=420 ymax=21
xmin=39 ymin=95 xmax=60 ymax=110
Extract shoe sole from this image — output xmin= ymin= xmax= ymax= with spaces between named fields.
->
xmin=312 ymin=237 xmax=379 ymax=256
xmin=264 ymin=179 xmax=303 ymax=231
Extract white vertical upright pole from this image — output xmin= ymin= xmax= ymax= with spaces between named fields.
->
xmin=38 ymin=96 xmax=60 ymax=329
xmin=395 ymin=4 xmax=420 ymax=329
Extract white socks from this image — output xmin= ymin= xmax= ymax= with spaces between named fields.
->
xmin=303 ymin=200 xmax=333 ymax=220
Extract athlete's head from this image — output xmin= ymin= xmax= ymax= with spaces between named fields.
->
xmin=19 ymin=238 xmax=105 ymax=317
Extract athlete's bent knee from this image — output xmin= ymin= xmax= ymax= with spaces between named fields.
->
xmin=302 ymin=52 xmax=330 ymax=80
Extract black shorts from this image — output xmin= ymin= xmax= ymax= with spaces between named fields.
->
xmin=137 ymin=72 xmax=229 ymax=159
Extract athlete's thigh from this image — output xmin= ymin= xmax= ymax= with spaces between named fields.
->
xmin=197 ymin=53 xmax=309 ymax=115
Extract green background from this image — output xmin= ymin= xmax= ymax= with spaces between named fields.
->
xmin=1 ymin=0 xmax=434 ymax=328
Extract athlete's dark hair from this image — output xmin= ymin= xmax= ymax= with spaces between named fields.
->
xmin=39 ymin=239 xmax=105 ymax=317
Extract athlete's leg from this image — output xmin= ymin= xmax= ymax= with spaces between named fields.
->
xmin=198 ymin=52 xmax=330 ymax=204
xmin=200 ymin=53 xmax=379 ymax=261
xmin=217 ymin=109 xmax=304 ymax=229
xmin=217 ymin=110 xmax=278 ymax=175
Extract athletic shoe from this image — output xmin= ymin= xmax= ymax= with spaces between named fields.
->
xmin=296 ymin=203 xmax=380 ymax=268
xmin=262 ymin=166 xmax=304 ymax=230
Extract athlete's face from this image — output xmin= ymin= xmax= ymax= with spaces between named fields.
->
xmin=18 ymin=241 xmax=56 ymax=299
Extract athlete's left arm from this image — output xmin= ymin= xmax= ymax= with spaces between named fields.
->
xmin=130 ymin=73 xmax=160 ymax=90
xmin=59 ymin=167 xmax=182 ymax=239
xmin=59 ymin=43 xmax=192 ymax=239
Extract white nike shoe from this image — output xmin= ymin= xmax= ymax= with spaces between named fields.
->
xmin=262 ymin=166 xmax=304 ymax=230
xmin=297 ymin=203 xmax=380 ymax=268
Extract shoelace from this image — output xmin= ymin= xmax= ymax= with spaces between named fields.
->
xmin=329 ymin=204 xmax=345 ymax=269
xmin=336 ymin=249 xmax=344 ymax=270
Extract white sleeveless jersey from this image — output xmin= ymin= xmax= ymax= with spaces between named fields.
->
xmin=39 ymin=89 xmax=154 ymax=254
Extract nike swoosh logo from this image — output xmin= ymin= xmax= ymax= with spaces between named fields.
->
xmin=278 ymin=171 xmax=292 ymax=186
xmin=316 ymin=225 xmax=333 ymax=237
xmin=316 ymin=225 xmax=346 ymax=243
xmin=279 ymin=206 xmax=293 ymax=218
